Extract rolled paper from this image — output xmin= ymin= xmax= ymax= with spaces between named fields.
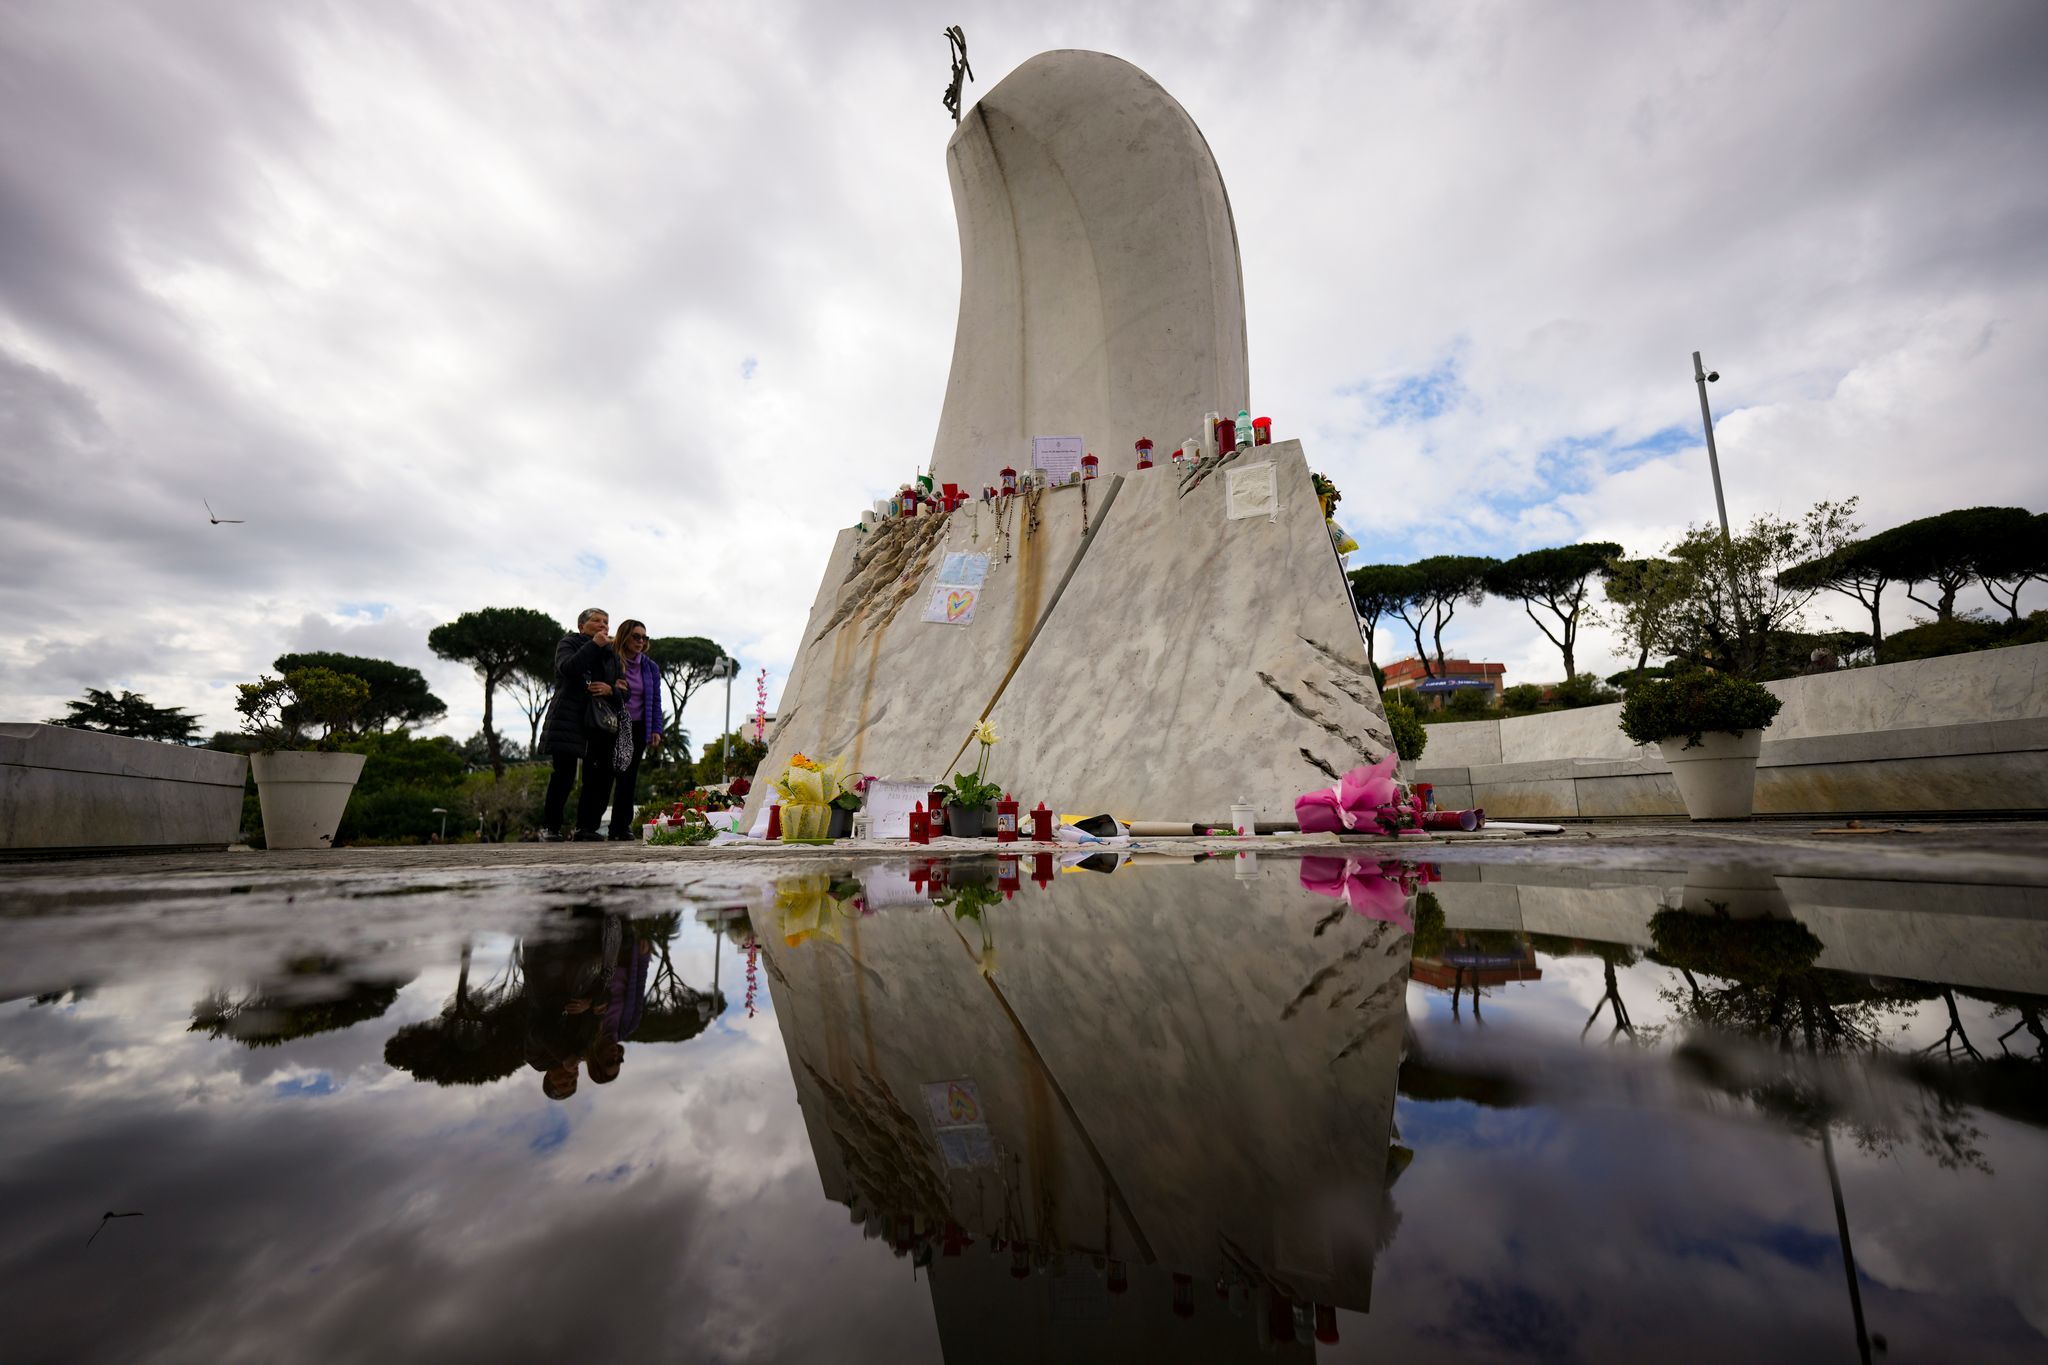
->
xmin=1201 ymin=411 xmax=1221 ymax=461
xmin=1419 ymin=809 xmax=1484 ymax=831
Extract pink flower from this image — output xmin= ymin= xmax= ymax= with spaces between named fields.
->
xmin=1294 ymin=755 xmax=1401 ymax=834
xmin=1298 ymin=856 xmax=1415 ymax=930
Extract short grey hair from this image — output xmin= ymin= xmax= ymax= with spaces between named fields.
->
xmin=576 ymin=607 xmax=608 ymax=628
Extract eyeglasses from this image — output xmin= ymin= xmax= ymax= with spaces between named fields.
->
xmin=627 ymin=633 xmax=647 ymax=642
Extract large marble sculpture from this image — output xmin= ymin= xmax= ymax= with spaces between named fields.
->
xmin=930 ymin=50 xmax=1250 ymax=494
xmin=749 ymin=51 xmax=1390 ymax=827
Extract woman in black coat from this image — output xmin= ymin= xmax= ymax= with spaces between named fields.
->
xmin=539 ymin=607 xmax=629 ymax=840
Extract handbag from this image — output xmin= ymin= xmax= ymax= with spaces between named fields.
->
xmin=612 ymin=693 xmax=636 ymax=773
xmin=588 ymin=694 xmax=622 ymax=735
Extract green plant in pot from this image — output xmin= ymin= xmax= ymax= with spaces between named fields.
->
xmin=1618 ymin=669 xmax=1783 ymax=820
xmin=936 ymin=722 xmax=1002 ymax=836
xmin=236 ymin=667 xmax=372 ymax=850
xmin=828 ymin=773 xmax=867 ymax=839
xmin=1385 ymin=696 xmax=1427 ymax=777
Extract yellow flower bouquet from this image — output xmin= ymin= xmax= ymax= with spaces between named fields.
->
xmin=774 ymin=752 xmax=851 ymax=842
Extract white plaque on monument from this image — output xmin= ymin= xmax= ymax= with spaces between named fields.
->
xmin=1031 ymin=435 xmax=1083 ymax=483
xmin=1225 ymin=460 xmax=1279 ymax=521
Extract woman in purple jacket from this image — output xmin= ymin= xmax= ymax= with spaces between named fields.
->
xmin=607 ymin=620 xmax=664 ymax=840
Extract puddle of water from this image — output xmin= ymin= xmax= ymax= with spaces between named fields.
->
xmin=1 ymin=853 xmax=2043 ymax=1363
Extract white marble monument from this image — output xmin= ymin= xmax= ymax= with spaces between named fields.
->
xmin=750 ymin=51 xmax=1389 ymax=827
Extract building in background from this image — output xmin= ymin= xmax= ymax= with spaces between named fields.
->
xmin=1379 ymin=657 xmax=1506 ymax=709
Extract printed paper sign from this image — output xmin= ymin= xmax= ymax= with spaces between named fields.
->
xmin=935 ymin=552 xmax=990 ymax=588
xmin=922 ymin=584 xmax=978 ymax=626
xmin=864 ymin=780 xmax=929 ymax=840
xmin=1225 ymin=460 xmax=1279 ymax=520
xmin=1031 ymin=435 xmax=1083 ymax=483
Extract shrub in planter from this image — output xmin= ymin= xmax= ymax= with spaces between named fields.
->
xmin=1385 ymin=700 xmax=1427 ymax=764
xmin=1618 ymin=670 xmax=1782 ymax=750
xmin=1619 ymin=670 xmax=1782 ymax=820
xmin=236 ymin=667 xmax=372 ymax=849
xmin=1647 ymin=907 xmax=1823 ymax=985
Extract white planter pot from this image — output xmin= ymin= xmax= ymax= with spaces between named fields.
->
xmin=1658 ymin=730 xmax=1763 ymax=821
xmin=250 ymin=751 xmax=367 ymax=849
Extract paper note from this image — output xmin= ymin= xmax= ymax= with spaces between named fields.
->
xmin=923 ymin=1079 xmax=985 ymax=1127
xmin=922 ymin=583 xmax=978 ymax=626
xmin=935 ymin=551 xmax=989 ymax=588
xmin=1031 ymin=435 xmax=1083 ymax=483
xmin=1225 ymin=460 xmax=1279 ymax=520
xmin=864 ymin=780 xmax=929 ymax=840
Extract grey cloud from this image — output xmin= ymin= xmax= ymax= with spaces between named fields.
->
xmin=3 ymin=0 xmax=2046 ymax=730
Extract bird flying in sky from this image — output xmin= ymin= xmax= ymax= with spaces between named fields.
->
xmin=204 ymin=499 xmax=244 ymax=525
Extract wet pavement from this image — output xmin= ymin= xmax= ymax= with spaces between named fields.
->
xmin=2 ymin=827 xmax=2045 ymax=1362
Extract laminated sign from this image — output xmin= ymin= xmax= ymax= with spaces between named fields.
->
xmin=922 ymin=1079 xmax=995 ymax=1170
xmin=1031 ymin=435 xmax=1083 ymax=483
xmin=1225 ymin=460 xmax=1280 ymax=521
xmin=936 ymin=552 xmax=990 ymax=587
xmin=923 ymin=584 xmax=978 ymax=626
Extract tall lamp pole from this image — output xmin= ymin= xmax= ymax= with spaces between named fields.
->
xmin=718 ymin=656 xmax=739 ymax=784
xmin=1691 ymin=351 xmax=1732 ymax=542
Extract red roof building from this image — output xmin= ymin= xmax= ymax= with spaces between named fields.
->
xmin=1380 ymin=657 xmax=1505 ymax=707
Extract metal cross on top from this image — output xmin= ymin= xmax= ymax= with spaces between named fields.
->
xmin=942 ymin=25 xmax=973 ymax=124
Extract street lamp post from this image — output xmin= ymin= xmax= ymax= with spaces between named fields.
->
xmin=431 ymin=806 xmax=448 ymax=842
xmin=718 ymin=656 xmax=739 ymax=784
xmin=1691 ymin=351 xmax=1732 ymax=542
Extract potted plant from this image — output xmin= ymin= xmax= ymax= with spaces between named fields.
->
xmin=937 ymin=723 xmax=1002 ymax=836
xmin=828 ymin=773 xmax=868 ymax=839
xmin=1386 ymin=696 xmax=1427 ymax=782
xmin=1618 ymin=670 xmax=1783 ymax=820
xmin=236 ymin=667 xmax=371 ymax=849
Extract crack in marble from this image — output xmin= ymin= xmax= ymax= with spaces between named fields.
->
xmin=1300 ymin=747 xmax=1341 ymax=780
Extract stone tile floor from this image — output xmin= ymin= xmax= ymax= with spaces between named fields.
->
xmin=4 ymin=819 xmax=2044 ymax=908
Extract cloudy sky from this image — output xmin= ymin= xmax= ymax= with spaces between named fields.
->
xmin=4 ymin=0 xmax=2045 ymax=746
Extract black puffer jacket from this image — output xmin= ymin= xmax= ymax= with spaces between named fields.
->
xmin=539 ymin=632 xmax=626 ymax=757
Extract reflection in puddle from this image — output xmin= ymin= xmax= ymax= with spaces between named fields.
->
xmin=1 ymin=855 xmax=2043 ymax=1361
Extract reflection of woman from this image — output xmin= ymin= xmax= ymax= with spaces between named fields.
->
xmin=606 ymin=621 xmax=664 ymax=842
xmin=588 ymin=918 xmax=652 ymax=1085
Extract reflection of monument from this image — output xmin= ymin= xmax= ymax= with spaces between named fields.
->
xmin=759 ymin=862 xmax=1412 ymax=1360
xmin=748 ymin=51 xmax=1390 ymax=830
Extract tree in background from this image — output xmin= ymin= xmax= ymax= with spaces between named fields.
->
xmin=1973 ymin=510 xmax=2048 ymax=622
xmin=1482 ymin=541 xmax=1622 ymax=680
xmin=647 ymin=636 xmax=729 ymax=765
xmin=695 ymin=729 xmax=769 ymax=785
xmin=1601 ymin=557 xmax=1687 ymax=675
xmin=461 ymin=730 xmax=527 ymax=768
xmin=428 ymin=607 xmax=559 ymax=778
xmin=1865 ymin=506 xmax=2033 ymax=622
xmin=1659 ymin=499 xmax=1860 ymax=678
xmin=1777 ymin=538 xmax=1894 ymax=645
xmin=1348 ymin=564 xmax=1420 ymax=668
xmin=272 ymin=652 xmax=446 ymax=733
xmin=1403 ymin=555 xmax=1498 ymax=678
xmin=47 ymin=688 xmax=199 ymax=743
xmin=502 ymin=662 xmax=553 ymax=755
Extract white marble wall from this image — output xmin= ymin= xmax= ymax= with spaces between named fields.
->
xmin=0 ymin=723 xmax=246 ymax=851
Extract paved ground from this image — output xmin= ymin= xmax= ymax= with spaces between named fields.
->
xmin=5 ymin=819 xmax=2046 ymax=907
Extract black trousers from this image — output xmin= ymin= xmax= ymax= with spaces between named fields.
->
xmin=608 ymin=722 xmax=649 ymax=840
xmin=544 ymin=745 xmax=611 ymax=837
